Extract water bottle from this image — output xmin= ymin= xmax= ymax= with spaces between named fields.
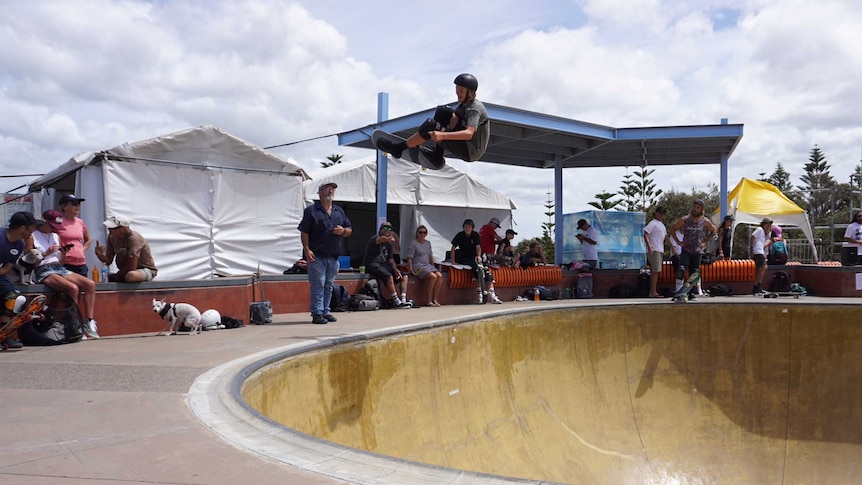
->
xmin=533 ymin=286 xmax=540 ymax=302
xmin=101 ymin=265 xmax=109 ymax=283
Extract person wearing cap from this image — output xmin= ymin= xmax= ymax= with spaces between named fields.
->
xmin=407 ymin=225 xmax=443 ymax=307
xmin=575 ymin=219 xmax=599 ymax=269
xmin=496 ymin=228 xmax=519 ymax=267
xmin=32 ymin=210 xmax=99 ymax=339
xmin=479 ymin=217 xmax=503 ymax=256
xmin=363 ymin=222 xmax=411 ymax=309
xmin=716 ymin=215 xmax=735 ymax=260
xmin=450 ymin=219 xmax=502 ymax=304
xmin=0 ymin=212 xmax=38 ymax=348
xmin=643 ymin=207 xmax=668 ymax=298
xmin=376 ymin=73 xmax=490 ymax=164
xmin=669 ymin=199 xmax=717 ymax=300
xmin=298 ymin=182 xmax=352 ymax=324
xmin=750 ymin=217 xmax=774 ymax=295
xmin=57 ymin=194 xmax=92 ymax=277
xmin=94 ymin=215 xmax=158 ymax=283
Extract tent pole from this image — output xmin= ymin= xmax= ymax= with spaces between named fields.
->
xmin=554 ymin=155 xmax=563 ymax=264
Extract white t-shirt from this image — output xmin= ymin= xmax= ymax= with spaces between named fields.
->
xmin=670 ymin=229 xmax=683 ymax=256
xmin=580 ymin=226 xmax=599 ymax=260
xmin=844 ymin=222 xmax=862 ymax=249
xmin=32 ymin=230 xmax=62 ymax=266
xmin=644 ymin=219 xmax=667 ymax=253
xmin=751 ymin=227 xmax=769 ymax=255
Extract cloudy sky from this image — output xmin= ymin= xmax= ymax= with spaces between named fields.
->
xmin=2 ymin=0 xmax=862 ymax=240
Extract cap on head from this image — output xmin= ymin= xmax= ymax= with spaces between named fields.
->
xmin=693 ymin=199 xmax=705 ymax=208
xmin=454 ymin=73 xmax=478 ymax=91
xmin=9 ymin=211 xmax=37 ymax=228
xmin=104 ymin=214 xmax=131 ymax=229
xmin=379 ymin=221 xmax=393 ymax=232
xmin=772 ymin=225 xmax=782 ymax=235
xmin=42 ymin=210 xmax=64 ymax=231
xmin=761 ymin=217 xmax=773 ymax=226
xmin=490 ymin=217 xmax=500 ymax=226
xmin=577 ymin=219 xmax=588 ymax=228
xmin=318 ymin=182 xmax=337 ymax=192
xmin=506 ymin=229 xmax=517 ymax=235
xmin=463 ymin=218 xmax=475 ymax=228
xmin=59 ymin=194 xmax=85 ymax=206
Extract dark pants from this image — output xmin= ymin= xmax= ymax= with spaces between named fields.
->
xmin=676 ymin=250 xmax=702 ymax=281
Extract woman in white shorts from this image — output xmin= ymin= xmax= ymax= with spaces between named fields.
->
xmin=32 ymin=210 xmax=100 ymax=339
xmin=406 ymin=225 xmax=443 ymax=306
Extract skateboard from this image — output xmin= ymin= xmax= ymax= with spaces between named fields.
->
xmin=672 ymin=272 xmax=701 ymax=303
xmin=0 ymin=295 xmax=47 ymax=350
xmin=440 ymin=261 xmax=471 ymax=270
xmin=476 ymin=260 xmax=489 ymax=304
xmin=372 ymin=130 xmax=446 ymax=170
xmin=762 ymin=291 xmax=802 ymax=299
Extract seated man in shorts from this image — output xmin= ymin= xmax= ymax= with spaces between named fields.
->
xmin=94 ymin=215 xmax=158 ymax=282
xmin=363 ymin=222 xmax=411 ymax=308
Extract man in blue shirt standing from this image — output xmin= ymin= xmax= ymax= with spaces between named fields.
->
xmin=298 ymin=182 xmax=352 ymax=324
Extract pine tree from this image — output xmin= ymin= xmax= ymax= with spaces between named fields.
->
xmin=540 ymin=190 xmax=555 ymax=263
xmin=618 ymin=171 xmax=638 ymax=211
xmin=767 ymin=162 xmax=794 ymax=194
xmin=634 ymin=167 xmax=663 ymax=211
xmin=321 ymin=153 xmax=344 ymax=168
xmin=588 ymin=191 xmax=623 ymax=210
xmin=798 ymin=145 xmax=835 ymax=223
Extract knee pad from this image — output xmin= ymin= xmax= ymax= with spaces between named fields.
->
xmin=483 ymin=268 xmax=494 ymax=283
xmin=433 ymin=105 xmax=454 ymax=125
xmin=418 ymin=118 xmax=441 ymax=140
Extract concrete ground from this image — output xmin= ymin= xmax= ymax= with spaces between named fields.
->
xmin=1 ymin=295 xmax=859 ymax=485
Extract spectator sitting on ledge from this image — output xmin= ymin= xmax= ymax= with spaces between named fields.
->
xmin=520 ymin=241 xmax=546 ymax=268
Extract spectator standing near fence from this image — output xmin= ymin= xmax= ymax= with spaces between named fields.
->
xmin=479 ymin=217 xmax=502 ymax=256
xmin=576 ymin=219 xmax=598 ymax=269
xmin=643 ymin=207 xmax=668 ymax=298
xmin=716 ymin=215 xmax=734 ymax=260
xmin=843 ymin=211 xmax=862 ymax=265
xmin=750 ymin=217 xmax=774 ymax=295
xmin=57 ymin=194 xmax=92 ymax=277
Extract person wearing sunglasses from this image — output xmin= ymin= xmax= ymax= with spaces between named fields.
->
xmin=363 ymin=222 xmax=412 ymax=309
xmin=57 ymin=194 xmax=92 ymax=277
xmin=406 ymin=225 xmax=442 ymax=306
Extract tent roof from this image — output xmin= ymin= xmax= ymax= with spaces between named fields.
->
xmin=30 ymin=124 xmax=308 ymax=191
xmin=305 ymin=156 xmax=516 ymax=210
xmin=713 ymin=177 xmax=805 ymax=218
xmin=338 ymin=103 xmax=744 ymax=169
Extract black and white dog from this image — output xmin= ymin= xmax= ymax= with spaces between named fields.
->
xmin=15 ymin=249 xmax=43 ymax=285
xmin=152 ymin=298 xmax=202 ymax=335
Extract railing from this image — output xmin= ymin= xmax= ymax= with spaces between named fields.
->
xmin=784 ymin=238 xmax=829 ymax=263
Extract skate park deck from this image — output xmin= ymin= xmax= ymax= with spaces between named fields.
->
xmin=2 ymin=297 xmax=862 ymax=484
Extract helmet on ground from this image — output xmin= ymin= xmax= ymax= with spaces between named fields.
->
xmin=201 ymin=309 xmax=221 ymax=329
xmin=454 ymin=73 xmax=478 ymax=91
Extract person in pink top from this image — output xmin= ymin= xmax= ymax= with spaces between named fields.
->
xmin=57 ymin=194 xmax=92 ymax=277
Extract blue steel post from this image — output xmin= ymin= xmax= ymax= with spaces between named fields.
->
xmin=720 ymin=118 xmax=729 ymax=219
xmin=555 ymin=155 xmax=564 ymax=264
xmin=376 ymin=93 xmax=389 ymax=227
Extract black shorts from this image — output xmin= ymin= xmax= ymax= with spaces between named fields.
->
xmin=64 ymin=263 xmax=89 ymax=277
xmin=753 ymin=254 xmax=767 ymax=268
xmin=367 ymin=263 xmax=401 ymax=283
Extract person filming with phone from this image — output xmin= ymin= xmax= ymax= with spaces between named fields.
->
xmin=31 ymin=210 xmax=100 ymax=339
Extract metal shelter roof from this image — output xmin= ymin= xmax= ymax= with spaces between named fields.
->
xmin=338 ymin=102 xmax=743 ymax=169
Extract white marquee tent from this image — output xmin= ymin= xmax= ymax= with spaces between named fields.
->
xmin=305 ymin=156 xmax=517 ymax=266
xmin=29 ymin=125 xmax=309 ymax=280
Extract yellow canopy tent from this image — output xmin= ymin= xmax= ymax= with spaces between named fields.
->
xmin=711 ymin=177 xmax=818 ymax=262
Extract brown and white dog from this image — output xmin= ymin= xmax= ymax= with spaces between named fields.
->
xmin=15 ymin=249 xmax=44 ymax=285
xmin=152 ymin=298 xmax=202 ymax=335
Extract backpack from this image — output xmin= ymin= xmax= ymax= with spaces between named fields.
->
xmin=708 ymin=284 xmax=734 ymax=296
xmin=576 ymin=273 xmax=593 ymax=299
xmin=771 ymin=241 xmax=788 ymax=264
xmin=18 ymin=293 xmax=84 ymax=346
xmin=348 ymin=294 xmax=379 ymax=311
xmin=768 ymin=271 xmax=792 ymax=293
xmin=360 ymin=279 xmax=381 ymax=300
xmin=329 ymin=285 xmax=349 ymax=312
xmin=636 ymin=272 xmax=651 ymax=297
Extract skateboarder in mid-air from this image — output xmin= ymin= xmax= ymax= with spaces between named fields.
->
xmin=377 ymin=73 xmax=490 ymax=164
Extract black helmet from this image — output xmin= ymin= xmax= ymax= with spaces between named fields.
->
xmin=463 ymin=218 xmax=475 ymax=227
xmin=454 ymin=73 xmax=478 ymax=91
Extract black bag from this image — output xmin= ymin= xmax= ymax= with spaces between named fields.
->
xmin=348 ymin=294 xmax=379 ymax=311
xmin=768 ymin=271 xmax=792 ymax=293
xmin=250 ymin=272 xmax=272 ymax=324
xmin=523 ymin=286 xmax=559 ymax=301
xmin=18 ymin=293 xmax=84 ymax=346
xmin=636 ymin=272 xmax=651 ymax=297
xmin=576 ymin=273 xmax=593 ymax=299
xmin=360 ymin=279 xmax=382 ymax=300
xmin=220 ymin=315 xmax=244 ymax=329
xmin=330 ymin=285 xmax=349 ymax=312
xmin=708 ymin=284 xmax=734 ymax=296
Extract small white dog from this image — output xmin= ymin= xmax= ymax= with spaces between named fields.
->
xmin=16 ymin=249 xmax=44 ymax=285
xmin=152 ymin=298 xmax=202 ymax=335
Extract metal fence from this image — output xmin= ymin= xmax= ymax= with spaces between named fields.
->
xmin=784 ymin=238 xmax=832 ymax=264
